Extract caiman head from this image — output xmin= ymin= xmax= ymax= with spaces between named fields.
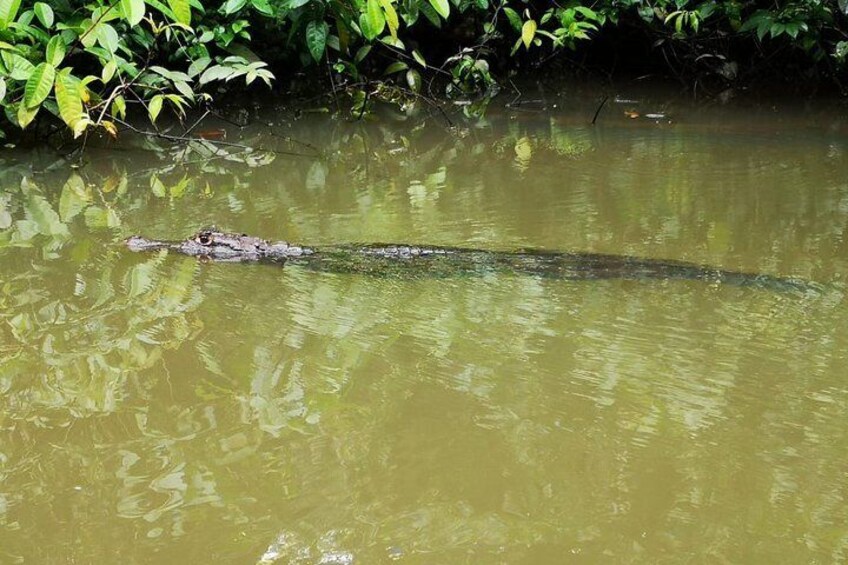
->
xmin=126 ymin=227 xmax=304 ymax=262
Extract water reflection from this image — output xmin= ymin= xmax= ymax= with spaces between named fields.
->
xmin=1 ymin=93 xmax=848 ymax=562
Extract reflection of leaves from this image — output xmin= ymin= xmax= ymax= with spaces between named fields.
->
xmin=59 ymin=173 xmax=92 ymax=221
xmin=23 ymin=188 xmax=69 ymax=238
xmin=84 ymin=205 xmax=121 ymax=228
xmin=306 ymin=160 xmax=328 ymax=191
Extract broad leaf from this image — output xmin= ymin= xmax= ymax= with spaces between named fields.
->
xmin=521 ymin=19 xmax=536 ymax=49
xmin=54 ymin=70 xmax=83 ymax=128
xmin=111 ymin=94 xmax=126 ymax=119
xmin=33 ymin=2 xmax=53 ymax=27
xmin=24 ymin=62 xmax=54 ymax=109
xmin=305 ymin=20 xmax=328 ymax=62
xmin=199 ymin=64 xmax=235 ymax=84
xmin=428 ymin=0 xmax=449 ymax=20
xmin=45 ymin=35 xmax=66 ymax=66
xmin=2 ymin=51 xmax=34 ymax=80
xmin=223 ymin=0 xmax=247 ymax=14
xmin=383 ymin=61 xmax=407 ymax=74
xmin=120 ymin=0 xmax=145 ymax=26
xmin=379 ymin=0 xmax=399 ymax=38
xmin=503 ymin=7 xmax=521 ymax=32
xmin=148 ymin=94 xmax=163 ymax=123
xmin=17 ymin=102 xmax=38 ymax=128
xmin=167 ymin=0 xmax=190 ymax=25
xmin=361 ymin=0 xmax=385 ymax=40
xmin=0 ymin=0 xmax=21 ymax=29
xmin=97 ymin=24 xmax=119 ymax=53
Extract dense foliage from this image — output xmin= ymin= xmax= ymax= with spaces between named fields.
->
xmin=0 ymin=0 xmax=846 ymax=138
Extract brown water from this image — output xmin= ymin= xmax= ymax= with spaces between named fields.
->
xmin=1 ymin=88 xmax=848 ymax=563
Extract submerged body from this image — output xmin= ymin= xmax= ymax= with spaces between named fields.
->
xmin=125 ymin=228 xmax=816 ymax=293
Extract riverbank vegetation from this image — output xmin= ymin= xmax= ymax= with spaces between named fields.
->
xmin=0 ymin=0 xmax=846 ymax=140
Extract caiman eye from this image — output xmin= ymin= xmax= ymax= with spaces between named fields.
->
xmin=198 ymin=232 xmax=212 ymax=245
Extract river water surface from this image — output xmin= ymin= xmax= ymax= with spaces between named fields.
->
xmin=1 ymin=87 xmax=848 ymax=563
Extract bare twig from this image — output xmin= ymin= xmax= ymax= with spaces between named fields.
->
xmin=591 ymin=95 xmax=608 ymax=125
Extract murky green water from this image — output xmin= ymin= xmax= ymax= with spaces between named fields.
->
xmin=2 ymin=88 xmax=848 ymax=563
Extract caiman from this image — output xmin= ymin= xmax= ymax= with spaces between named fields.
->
xmin=125 ymin=227 xmax=816 ymax=293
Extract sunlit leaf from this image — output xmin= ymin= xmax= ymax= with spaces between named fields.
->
xmin=120 ymin=0 xmax=145 ymax=26
xmin=97 ymin=24 xmax=120 ymax=53
xmin=25 ymin=63 xmax=54 ymax=109
xmin=17 ymin=103 xmax=38 ymax=128
xmin=2 ymin=51 xmax=34 ymax=80
xmin=223 ymin=0 xmax=247 ymax=14
xmin=45 ymin=35 xmax=66 ymax=66
xmin=379 ymin=0 xmax=399 ymax=39
xmin=360 ymin=0 xmax=385 ymax=40
xmin=167 ymin=0 xmax=191 ymax=25
xmin=0 ymin=0 xmax=21 ymax=29
xmin=428 ymin=0 xmax=449 ymax=19
xmin=33 ymin=2 xmax=53 ymax=27
xmin=111 ymin=95 xmax=126 ymax=120
xmin=148 ymin=94 xmax=163 ymax=123
xmin=521 ymin=19 xmax=537 ymax=49
xmin=54 ymin=70 xmax=84 ymax=128
xmin=187 ymin=56 xmax=211 ymax=78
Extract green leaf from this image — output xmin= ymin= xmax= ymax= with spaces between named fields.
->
xmin=187 ymin=56 xmax=211 ymax=77
xmin=97 ymin=23 xmax=119 ymax=53
xmin=199 ymin=64 xmax=235 ymax=84
xmin=406 ymin=68 xmax=421 ymax=92
xmin=120 ymin=0 xmax=145 ymax=26
xmin=167 ymin=0 xmax=191 ymax=25
xmin=503 ymin=7 xmax=521 ymax=32
xmin=17 ymin=102 xmax=38 ymax=128
xmin=0 ymin=77 xmax=6 ymax=103
xmin=379 ymin=0 xmax=399 ymax=38
xmin=34 ymin=2 xmax=53 ymax=27
xmin=0 ymin=0 xmax=21 ymax=29
xmin=24 ymin=62 xmax=54 ymax=109
xmin=101 ymin=59 xmax=117 ymax=82
xmin=412 ymin=48 xmax=426 ymax=67
xmin=111 ymin=94 xmax=126 ymax=119
xmin=2 ymin=51 xmax=34 ymax=80
xmin=148 ymin=94 xmax=163 ymax=123
xmin=223 ymin=0 xmax=247 ymax=14
xmin=251 ymin=0 xmax=273 ymax=15
xmin=54 ymin=69 xmax=83 ymax=128
xmin=45 ymin=35 xmax=66 ymax=66
xmin=521 ymin=19 xmax=536 ymax=49
xmin=361 ymin=0 xmax=385 ymax=40
xmin=383 ymin=61 xmax=407 ymax=74
xmin=354 ymin=44 xmax=371 ymax=63
xmin=428 ymin=0 xmax=449 ymax=19
xmin=305 ymin=20 xmax=328 ymax=62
